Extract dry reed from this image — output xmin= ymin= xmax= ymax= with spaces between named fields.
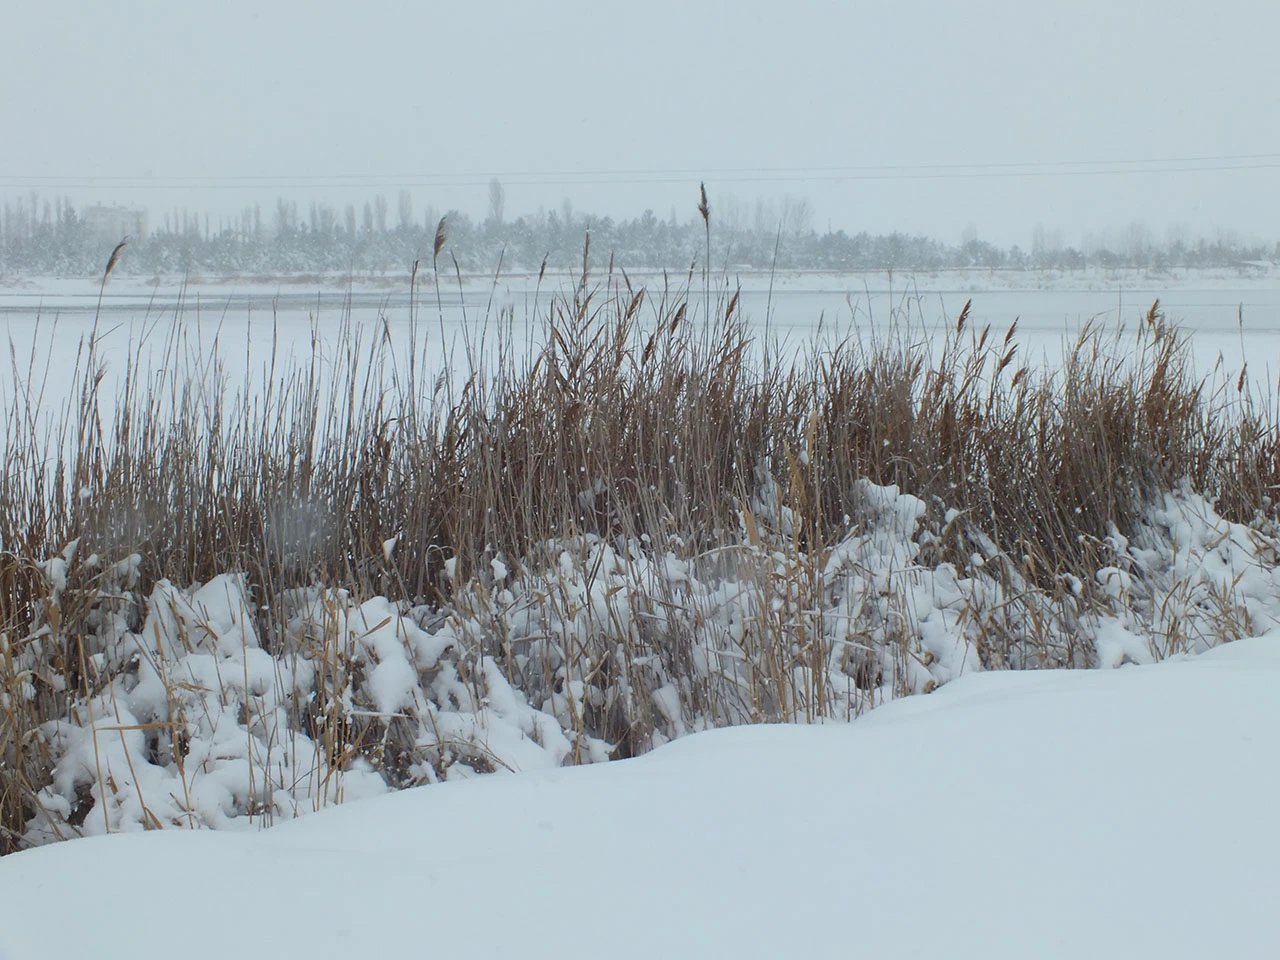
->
xmin=2 ymin=248 xmax=1277 ymax=853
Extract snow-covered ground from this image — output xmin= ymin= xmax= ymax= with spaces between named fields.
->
xmin=4 ymin=268 xmax=1280 ymax=957
xmin=8 ymin=480 xmax=1278 ymax=843
xmin=2 ymin=633 xmax=1276 ymax=960
xmin=3 ymin=263 xmax=1278 ymax=297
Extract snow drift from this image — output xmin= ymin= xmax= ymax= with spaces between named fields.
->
xmin=1 ymin=631 xmax=1277 ymax=959
xmin=10 ymin=479 xmax=1279 ymax=847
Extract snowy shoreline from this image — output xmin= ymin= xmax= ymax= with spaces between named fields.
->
xmin=3 ymin=628 xmax=1277 ymax=959
xmin=3 ymin=265 xmax=1280 ymax=958
xmin=14 ymin=481 xmax=1280 ymax=850
xmin=3 ymin=264 xmax=1280 ymax=301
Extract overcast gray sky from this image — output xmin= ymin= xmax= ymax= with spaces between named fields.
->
xmin=4 ymin=0 xmax=1278 ymax=247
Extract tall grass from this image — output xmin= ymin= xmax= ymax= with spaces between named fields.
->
xmin=2 ymin=245 xmax=1278 ymax=853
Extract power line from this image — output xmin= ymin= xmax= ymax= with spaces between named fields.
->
xmin=1 ymin=152 xmax=1278 ymax=190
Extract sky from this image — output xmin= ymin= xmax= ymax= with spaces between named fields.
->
xmin=3 ymin=0 xmax=1279 ymax=248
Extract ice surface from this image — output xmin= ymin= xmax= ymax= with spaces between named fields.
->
xmin=5 ymin=268 xmax=1280 ymax=428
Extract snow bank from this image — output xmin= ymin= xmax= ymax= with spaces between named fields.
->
xmin=12 ymin=481 xmax=1280 ymax=847
xmin=1 ymin=632 xmax=1277 ymax=959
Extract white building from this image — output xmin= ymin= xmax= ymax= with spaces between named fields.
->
xmin=83 ymin=204 xmax=148 ymax=243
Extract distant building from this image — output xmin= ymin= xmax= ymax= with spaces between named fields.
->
xmin=83 ymin=204 xmax=148 ymax=243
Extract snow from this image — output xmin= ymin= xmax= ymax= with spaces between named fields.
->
xmin=2 ymin=634 xmax=1277 ymax=959
xmin=5 ymin=270 xmax=1280 ymax=954
xmin=10 ymin=478 xmax=1280 ymax=852
xmin=5 ymin=264 xmax=1280 ymax=299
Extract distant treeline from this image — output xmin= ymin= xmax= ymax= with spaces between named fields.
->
xmin=1 ymin=194 xmax=1277 ymax=278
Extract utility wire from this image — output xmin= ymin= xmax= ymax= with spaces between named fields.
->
xmin=1 ymin=152 xmax=1279 ymax=190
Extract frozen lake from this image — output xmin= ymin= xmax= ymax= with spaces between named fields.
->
xmin=3 ymin=271 xmax=1280 ymax=416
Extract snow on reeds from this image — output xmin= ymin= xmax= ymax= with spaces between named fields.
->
xmin=3 ymin=250 xmax=1280 ymax=852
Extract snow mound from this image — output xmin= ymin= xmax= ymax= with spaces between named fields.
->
xmin=1 ymin=633 xmax=1277 ymax=959
xmin=12 ymin=481 xmax=1280 ymax=846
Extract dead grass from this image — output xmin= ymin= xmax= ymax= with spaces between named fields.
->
xmin=2 ymin=239 xmax=1278 ymax=853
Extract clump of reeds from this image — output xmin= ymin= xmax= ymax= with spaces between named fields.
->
xmin=2 ymin=241 xmax=1278 ymax=853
